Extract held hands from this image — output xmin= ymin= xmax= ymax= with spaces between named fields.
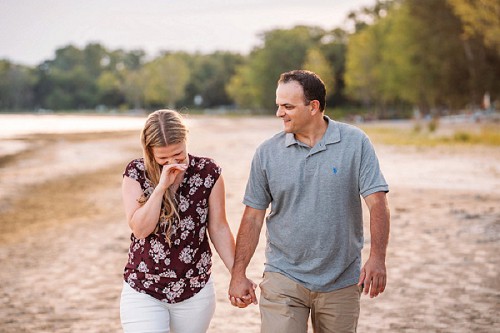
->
xmin=228 ymin=274 xmax=258 ymax=308
xmin=358 ymin=255 xmax=387 ymax=298
xmin=158 ymin=163 xmax=188 ymax=191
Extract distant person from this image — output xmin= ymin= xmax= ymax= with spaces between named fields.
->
xmin=228 ymin=70 xmax=390 ymax=332
xmin=120 ymin=109 xmax=237 ymax=333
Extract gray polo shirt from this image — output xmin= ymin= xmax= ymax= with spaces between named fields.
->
xmin=243 ymin=116 xmax=388 ymax=292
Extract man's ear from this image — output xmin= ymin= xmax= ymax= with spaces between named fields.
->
xmin=310 ymin=100 xmax=321 ymax=115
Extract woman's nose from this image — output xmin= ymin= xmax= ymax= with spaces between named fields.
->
xmin=167 ymin=158 xmax=182 ymax=165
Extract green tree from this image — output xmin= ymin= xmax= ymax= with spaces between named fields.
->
xmin=50 ymin=45 xmax=83 ymax=71
xmin=83 ymin=43 xmax=108 ymax=79
xmin=448 ymin=0 xmax=500 ymax=53
xmin=398 ymin=0 xmax=498 ymax=111
xmin=303 ymin=47 xmax=335 ymax=101
xmin=345 ymin=0 xmax=499 ymax=114
xmin=226 ymin=63 xmax=262 ymax=109
xmin=42 ymin=65 xmax=96 ymax=109
xmin=406 ymin=0 xmax=474 ymax=111
xmin=97 ymin=71 xmax=124 ymax=107
xmin=345 ymin=0 xmax=403 ymax=116
xmin=105 ymin=49 xmax=146 ymax=108
xmin=35 ymin=44 xmax=101 ymax=109
xmin=182 ymin=52 xmax=244 ymax=108
xmin=0 ymin=60 xmax=36 ymax=110
xmin=142 ymin=52 xmax=190 ymax=108
xmin=228 ymin=26 xmax=324 ymax=111
xmin=346 ymin=0 xmax=397 ymax=33
xmin=447 ymin=0 xmax=500 ymax=107
xmin=121 ymin=69 xmax=146 ymax=110
xmin=344 ymin=22 xmax=385 ymax=108
xmin=320 ymin=28 xmax=349 ymax=107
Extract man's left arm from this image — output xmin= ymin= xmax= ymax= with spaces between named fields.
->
xmin=358 ymin=191 xmax=390 ymax=298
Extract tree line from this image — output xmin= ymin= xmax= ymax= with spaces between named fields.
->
xmin=1 ymin=0 xmax=498 ymax=118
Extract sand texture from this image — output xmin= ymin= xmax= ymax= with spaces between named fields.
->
xmin=0 ymin=114 xmax=498 ymax=332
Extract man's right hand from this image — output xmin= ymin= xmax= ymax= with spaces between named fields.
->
xmin=227 ymin=206 xmax=266 ymax=308
xmin=228 ymin=274 xmax=258 ymax=308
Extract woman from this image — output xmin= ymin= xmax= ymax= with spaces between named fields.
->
xmin=120 ymin=109 xmax=235 ymax=333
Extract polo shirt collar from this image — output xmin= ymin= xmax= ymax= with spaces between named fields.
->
xmin=285 ymin=115 xmax=341 ymax=147
xmin=323 ymin=116 xmax=341 ymax=145
xmin=285 ymin=132 xmax=299 ymax=147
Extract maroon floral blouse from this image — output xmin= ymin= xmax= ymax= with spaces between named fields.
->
xmin=122 ymin=154 xmax=221 ymax=303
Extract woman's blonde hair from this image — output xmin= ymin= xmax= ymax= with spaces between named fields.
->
xmin=140 ymin=109 xmax=188 ymax=245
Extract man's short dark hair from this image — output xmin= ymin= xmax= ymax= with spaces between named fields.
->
xmin=278 ymin=70 xmax=326 ymax=111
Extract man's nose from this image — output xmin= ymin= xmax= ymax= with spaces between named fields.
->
xmin=276 ymin=107 xmax=284 ymax=118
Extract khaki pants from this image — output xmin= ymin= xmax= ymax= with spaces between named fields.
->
xmin=259 ymin=272 xmax=361 ymax=333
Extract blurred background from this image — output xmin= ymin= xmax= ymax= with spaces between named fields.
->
xmin=1 ymin=1 xmax=499 ymax=332
xmin=1 ymin=0 xmax=498 ymax=125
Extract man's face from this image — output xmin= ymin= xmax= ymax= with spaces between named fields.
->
xmin=275 ymin=81 xmax=311 ymax=134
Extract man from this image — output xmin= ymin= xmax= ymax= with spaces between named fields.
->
xmin=228 ymin=70 xmax=390 ymax=333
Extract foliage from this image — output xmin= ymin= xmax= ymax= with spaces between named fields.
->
xmin=32 ymin=43 xmax=146 ymax=110
xmin=303 ymin=48 xmax=335 ymax=99
xmin=0 ymin=60 xmax=36 ymax=110
xmin=345 ymin=20 xmax=386 ymax=106
xmin=121 ymin=70 xmax=146 ymax=110
xmin=447 ymin=0 xmax=500 ymax=53
xmin=142 ymin=52 xmax=190 ymax=108
xmin=0 ymin=0 xmax=499 ymax=117
xmin=227 ymin=26 xmax=324 ymax=111
xmin=181 ymin=52 xmax=244 ymax=108
xmin=344 ymin=0 xmax=500 ymax=115
xmin=361 ymin=122 xmax=500 ymax=146
xmin=320 ymin=28 xmax=349 ymax=107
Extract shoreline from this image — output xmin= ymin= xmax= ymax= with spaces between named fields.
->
xmin=0 ymin=116 xmax=498 ymax=332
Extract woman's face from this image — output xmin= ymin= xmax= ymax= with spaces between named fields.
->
xmin=152 ymin=141 xmax=188 ymax=166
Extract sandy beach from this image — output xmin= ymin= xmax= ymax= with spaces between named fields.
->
xmin=0 ymin=114 xmax=498 ymax=332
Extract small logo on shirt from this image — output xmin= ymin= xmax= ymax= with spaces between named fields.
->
xmin=332 ymin=167 xmax=338 ymax=174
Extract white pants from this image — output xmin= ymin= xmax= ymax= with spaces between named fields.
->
xmin=120 ymin=278 xmax=216 ymax=333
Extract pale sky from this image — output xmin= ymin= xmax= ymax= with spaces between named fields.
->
xmin=0 ymin=0 xmax=375 ymax=66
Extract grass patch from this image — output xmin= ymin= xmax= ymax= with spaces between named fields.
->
xmin=360 ymin=123 xmax=500 ymax=147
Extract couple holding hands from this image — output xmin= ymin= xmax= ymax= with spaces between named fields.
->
xmin=119 ymin=70 xmax=390 ymax=333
